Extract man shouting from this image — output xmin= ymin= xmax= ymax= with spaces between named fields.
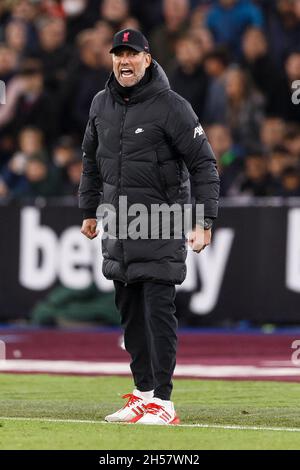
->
xmin=79 ymin=29 xmax=220 ymax=425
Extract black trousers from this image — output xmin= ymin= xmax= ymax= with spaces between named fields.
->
xmin=114 ymin=281 xmax=178 ymax=401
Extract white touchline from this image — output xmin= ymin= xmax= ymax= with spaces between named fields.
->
xmin=0 ymin=416 xmax=300 ymax=433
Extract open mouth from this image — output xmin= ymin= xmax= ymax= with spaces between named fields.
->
xmin=120 ymin=68 xmax=134 ymax=78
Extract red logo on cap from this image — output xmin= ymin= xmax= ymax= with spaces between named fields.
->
xmin=123 ymin=32 xmax=130 ymax=42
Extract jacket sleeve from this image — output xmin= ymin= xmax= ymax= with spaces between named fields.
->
xmin=164 ymin=95 xmax=220 ymax=221
xmin=78 ymin=96 xmax=103 ymax=220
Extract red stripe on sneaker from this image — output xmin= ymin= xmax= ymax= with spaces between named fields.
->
xmin=130 ymin=414 xmax=144 ymax=423
xmin=136 ymin=406 xmax=144 ymax=414
xmin=132 ymin=408 xmax=139 ymax=415
xmin=160 ymin=414 xmax=169 ymax=422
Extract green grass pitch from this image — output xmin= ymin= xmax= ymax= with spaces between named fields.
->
xmin=0 ymin=374 xmax=300 ymax=450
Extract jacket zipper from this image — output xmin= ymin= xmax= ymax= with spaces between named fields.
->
xmin=119 ymin=106 xmax=127 ymax=195
xmin=119 ymin=104 xmax=128 ymax=285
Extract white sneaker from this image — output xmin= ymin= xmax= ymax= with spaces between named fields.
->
xmin=135 ymin=397 xmax=180 ymax=425
xmin=105 ymin=389 xmax=152 ymax=423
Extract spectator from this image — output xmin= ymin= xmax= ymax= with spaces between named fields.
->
xmin=189 ymin=3 xmax=209 ymax=30
xmin=52 ymin=135 xmax=81 ymax=188
xmin=100 ymin=0 xmax=130 ymax=30
xmin=18 ymin=126 xmax=45 ymax=156
xmin=94 ymin=20 xmax=115 ymax=70
xmin=94 ymin=19 xmax=114 ymax=44
xmin=260 ymin=117 xmax=286 ymax=153
xmin=0 ymin=44 xmax=17 ymax=84
xmin=241 ymin=27 xmax=280 ymax=114
xmin=61 ymin=29 xmax=110 ymax=135
xmin=223 ymin=66 xmax=265 ymax=150
xmin=10 ymin=0 xmax=38 ymax=23
xmin=189 ymin=24 xmax=215 ymax=55
xmin=189 ymin=26 xmax=215 ymax=57
xmin=4 ymin=20 xmax=29 ymax=64
xmin=203 ymin=47 xmax=230 ymax=79
xmin=204 ymin=65 xmax=265 ymax=150
xmin=33 ymin=16 xmax=74 ymax=94
xmin=267 ymin=146 xmax=292 ymax=195
xmin=10 ymin=0 xmax=39 ymax=52
xmin=202 ymin=47 xmax=229 ymax=124
xmin=22 ymin=154 xmax=63 ymax=197
xmin=73 ymin=29 xmax=109 ymax=132
xmin=62 ymin=0 xmax=96 ymax=44
xmin=129 ymin=0 xmax=163 ymax=35
xmin=284 ymin=124 xmax=300 ymax=160
xmin=169 ymin=33 xmax=208 ymax=119
xmin=206 ymin=0 xmax=264 ymax=58
xmin=52 ymin=136 xmax=79 ymax=169
xmin=266 ymin=0 xmax=300 ymax=69
xmin=206 ymin=124 xmax=242 ymax=195
xmin=230 ymin=153 xmax=270 ymax=196
xmin=11 ymin=58 xmax=58 ymax=143
xmin=150 ymin=0 xmax=191 ymax=73
xmin=1 ymin=126 xmax=47 ymax=196
xmin=94 ymin=19 xmax=114 ymax=42
xmin=278 ymin=166 xmax=300 ymax=196
xmin=63 ymin=154 xmax=83 ymax=195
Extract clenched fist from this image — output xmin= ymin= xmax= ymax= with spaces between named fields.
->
xmin=188 ymin=224 xmax=211 ymax=253
xmin=81 ymin=218 xmax=99 ymax=240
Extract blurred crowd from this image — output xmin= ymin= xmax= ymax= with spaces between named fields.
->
xmin=0 ymin=0 xmax=300 ymax=200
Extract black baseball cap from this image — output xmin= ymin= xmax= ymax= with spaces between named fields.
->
xmin=109 ymin=28 xmax=150 ymax=54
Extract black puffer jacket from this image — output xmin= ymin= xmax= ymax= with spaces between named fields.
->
xmin=79 ymin=60 xmax=219 ymax=285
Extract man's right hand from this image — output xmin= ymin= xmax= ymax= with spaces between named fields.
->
xmin=81 ymin=218 xmax=99 ymax=239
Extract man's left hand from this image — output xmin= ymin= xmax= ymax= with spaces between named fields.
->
xmin=188 ymin=225 xmax=212 ymax=253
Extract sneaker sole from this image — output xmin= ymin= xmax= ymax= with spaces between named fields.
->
xmin=105 ymin=416 xmax=137 ymax=423
xmin=134 ymin=414 xmax=181 ymax=425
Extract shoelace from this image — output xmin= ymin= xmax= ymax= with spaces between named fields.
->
xmin=144 ymin=402 xmax=165 ymax=416
xmin=122 ymin=393 xmax=142 ymax=408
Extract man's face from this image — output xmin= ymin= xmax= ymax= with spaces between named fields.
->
xmin=286 ymin=53 xmax=300 ymax=81
xmin=112 ymin=47 xmax=151 ymax=87
xmin=246 ymin=156 xmax=266 ymax=181
xmin=175 ymin=38 xmax=202 ymax=68
xmin=260 ymin=118 xmax=285 ymax=148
